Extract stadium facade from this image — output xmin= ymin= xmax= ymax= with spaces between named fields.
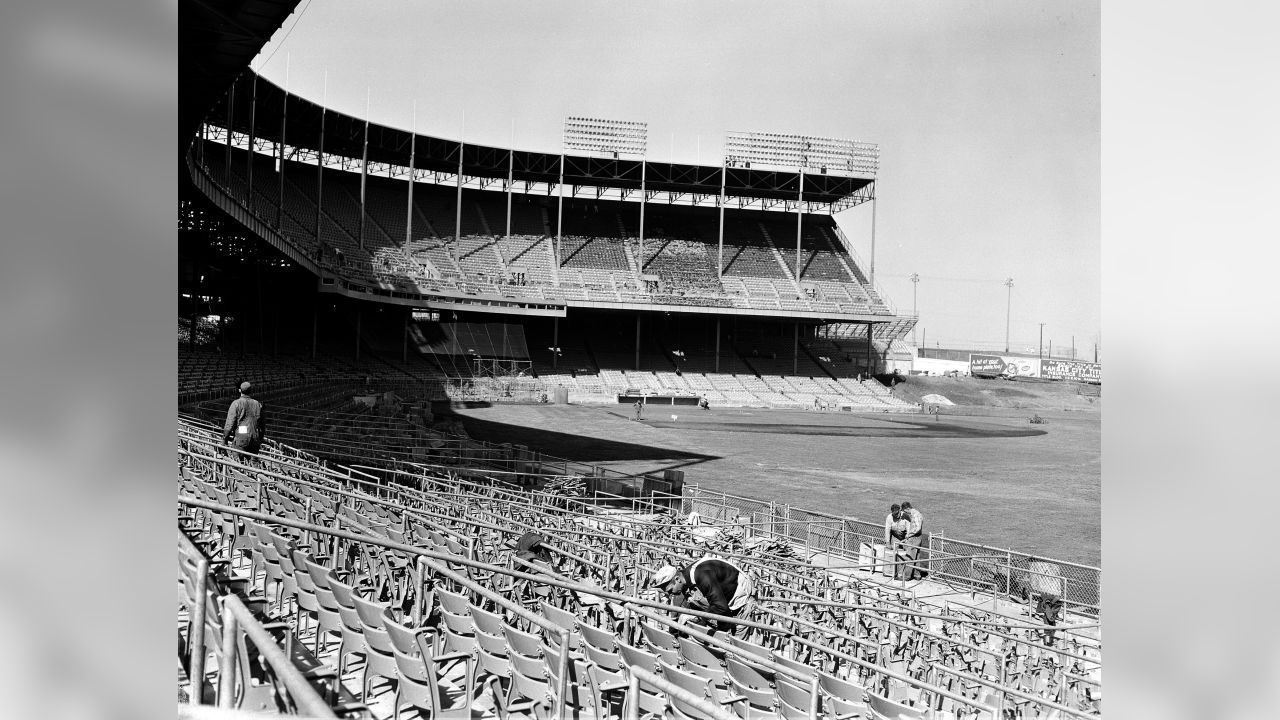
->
xmin=182 ymin=62 xmax=919 ymax=398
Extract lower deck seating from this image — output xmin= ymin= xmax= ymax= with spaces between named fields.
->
xmin=178 ymin=415 xmax=1102 ymax=719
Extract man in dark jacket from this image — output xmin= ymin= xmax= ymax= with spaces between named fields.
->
xmin=651 ymin=556 xmax=754 ymax=632
xmin=223 ymin=381 xmax=266 ymax=461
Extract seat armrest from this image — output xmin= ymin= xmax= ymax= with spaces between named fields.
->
xmin=434 ymin=650 xmax=472 ymax=662
xmin=598 ymin=681 xmax=628 ymax=692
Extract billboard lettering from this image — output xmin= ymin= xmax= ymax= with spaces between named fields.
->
xmin=969 ymin=354 xmax=1041 ymax=378
xmin=1041 ymin=359 xmax=1101 ymax=383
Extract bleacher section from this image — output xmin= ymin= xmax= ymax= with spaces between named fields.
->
xmin=178 ymin=415 xmax=1102 ymax=719
xmin=198 ymin=141 xmax=896 ymax=316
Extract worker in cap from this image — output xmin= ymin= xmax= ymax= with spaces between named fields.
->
xmin=650 ymin=557 xmax=755 ymax=634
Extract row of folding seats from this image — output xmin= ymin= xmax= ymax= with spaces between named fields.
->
xmin=177 ymin=417 xmax=1100 ymax=712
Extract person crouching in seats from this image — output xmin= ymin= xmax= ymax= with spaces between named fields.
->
xmin=509 ymin=532 xmax=557 ymax=605
xmin=651 ymin=557 xmax=755 ymax=637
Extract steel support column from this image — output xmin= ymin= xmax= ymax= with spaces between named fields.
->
xmin=795 ymin=168 xmax=804 ymax=282
xmin=276 ymin=83 xmax=287 ymax=231
xmin=869 ymin=182 xmax=877 ymax=286
xmin=255 ymin=250 xmax=264 ymax=351
xmin=505 ymin=129 xmax=514 ymax=242
xmin=714 ymin=317 xmax=721 ymax=373
xmin=639 ymin=159 xmax=647 ymax=267
xmin=556 ymin=153 xmax=565 ymax=266
xmin=359 ymin=91 xmax=369 ymax=250
xmin=454 ymin=140 xmax=464 ymax=263
xmin=635 ymin=315 xmax=641 ymax=371
xmin=793 ymin=323 xmax=799 ymax=376
xmin=224 ymin=78 xmax=234 ymax=186
xmin=406 ymin=103 xmax=416 ymax=249
xmin=247 ymin=75 xmax=256 ymax=202
xmin=355 ymin=307 xmax=362 ymax=361
xmin=402 ymin=311 xmax=408 ymax=363
xmin=552 ymin=317 xmax=559 ymax=370
xmin=867 ymin=322 xmax=874 ymax=374
xmin=315 ymin=104 xmax=325 ymax=250
xmin=717 ymin=162 xmax=726 ymax=278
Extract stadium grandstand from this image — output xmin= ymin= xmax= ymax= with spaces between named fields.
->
xmin=179 ymin=1 xmax=1100 ymax=718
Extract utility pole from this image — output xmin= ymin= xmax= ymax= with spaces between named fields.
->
xmin=910 ymin=273 xmax=920 ymax=346
xmin=1039 ymin=323 xmax=1046 ymax=361
xmin=1004 ymin=278 xmax=1014 ymax=353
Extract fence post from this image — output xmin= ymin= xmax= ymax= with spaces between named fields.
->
xmin=188 ymin=558 xmax=209 ymax=705
xmin=217 ymin=599 xmax=238 ymax=709
xmin=1004 ymin=550 xmax=1014 ymax=606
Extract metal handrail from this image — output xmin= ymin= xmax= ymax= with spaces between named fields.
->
xmin=181 ymin=494 xmax=1099 ymax=719
xmin=625 ymin=666 xmax=738 ymax=720
xmin=218 ymin=594 xmax=337 ymax=718
xmin=177 ymin=495 xmax=791 ymax=636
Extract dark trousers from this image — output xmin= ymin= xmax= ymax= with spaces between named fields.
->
xmin=902 ymin=533 xmax=926 ymax=580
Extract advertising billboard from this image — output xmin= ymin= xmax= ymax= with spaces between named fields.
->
xmin=969 ymin=354 xmax=1041 ymax=378
xmin=1041 ymin=359 xmax=1102 ymax=383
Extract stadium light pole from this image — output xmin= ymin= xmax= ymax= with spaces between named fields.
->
xmin=910 ymin=273 xmax=920 ymax=346
xmin=1038 ymin=322 xmax=1046 ymax=361
xmin=1004 ymin=277 xmax=1014 ymax=353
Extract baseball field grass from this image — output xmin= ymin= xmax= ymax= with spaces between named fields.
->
xmin=446 ymin=381 xmax=1100 ymax=566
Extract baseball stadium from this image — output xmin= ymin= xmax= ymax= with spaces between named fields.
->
xmin=178 ymin=2 xmax=1102 ymax=718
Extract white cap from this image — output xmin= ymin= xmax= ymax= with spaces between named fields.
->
xmin=651 ymin=565 xmax=679 ymax=587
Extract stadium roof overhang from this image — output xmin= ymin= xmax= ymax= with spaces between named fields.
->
xmin=179 ymin=0 xmax=303 ymax=151
xmin=205 ymin=74 xmax=875 ymax=206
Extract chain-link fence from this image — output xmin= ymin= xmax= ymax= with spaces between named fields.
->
xmin=930 ymin=535 xmax=1100 ymax=615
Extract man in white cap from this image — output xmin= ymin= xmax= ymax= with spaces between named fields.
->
xmin=223 ymin=381 xmax=266 ymax=463
xmin=651 ymin=556 xmax=754 ymax=634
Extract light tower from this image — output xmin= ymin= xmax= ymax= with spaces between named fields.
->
xmin=723 ymin=131 xmax=878 ymax=283
xmin=910 ymin=273 xmax=920 ymax=346
xmin=1004 ymin=277 xmax=1014 ymax=353
xmin=562 ymin=116 xmax=648 ymax=261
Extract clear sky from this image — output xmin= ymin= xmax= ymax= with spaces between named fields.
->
xmin=253 ymin=0 xmax=1100 ymax=357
